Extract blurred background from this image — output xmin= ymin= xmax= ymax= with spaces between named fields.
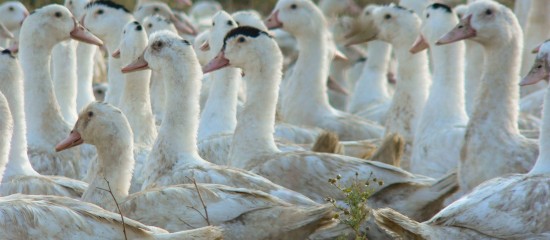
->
xmin=10 ymin=0 xmax=516 ymax=15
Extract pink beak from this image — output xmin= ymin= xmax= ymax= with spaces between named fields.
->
xmin=203 ymin=51 xmax=230 ymax=73
xmin=56 ymin=131 xmax=84 ymax=152
xmin=410 ymin=34 xmax=429 ymax=54
xmin=520 ymin=55 xmax=549 ymax=86
xmin=70 ymin=17 xmax=103 ymax=46
xmin=327 ymin=76 xmax=349 ymax=95
xmin=171 ymin=14 xmax=197 ymax=36
xmin=265 ymin=10 xmax=283 ymax=30
xmin=0 ymin=23 xmax=14 ymax=39
xmin=121 ymin=50 xmax=150 ymax=73
xmin=532 ymin=42 xmax=543 ymax=54
xmin=436 ymin=15 xmax=476 ymax=45
xmin=200 ymin=41 xmax=210 ymax=51
xmin=112 ymin=49 xmax=121 ymax=58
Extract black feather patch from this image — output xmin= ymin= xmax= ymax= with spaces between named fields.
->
xmin=429 ymin=3 xmax=452 ymax=13
xmin=85 ymin=0 xmax=129 ymax=13
xmin=136 ymin=25 xmax=142 ymax=31
xmin=222 ymin=26 xmax=271 ymax=50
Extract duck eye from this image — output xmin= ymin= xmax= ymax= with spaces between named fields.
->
xmin=55 ymin=11 xmax=62 ymax=18
xmin=365 ymin=11 xmax=370 ymax=15
xmin=97 ymin=9 xmax=104 ymax=15
xmin=153 ymin=41 xmax=163 ymax=49
xmin=8 ymin=6 xmax=14 ymax=11
xmin=154 ymin=7 xmax=160 ymax=12
xmin=384 ymin=14 xmax=391 ymax=19
xmin=238 ymin=37 xmax=246 ymax=43
xmin=148 ymin=23 xmax=153 ymax=28
xmin=88 ymin=111 xmax=94 ymax=117
xmin=290 ymin=4 xmax=297 ymax=9
xmin=212 ymin=21 xmax=215 ymax=26
xmin=426 ymin=13 xmax=429 ymax=18
xmin=123 ymin=30 xmax=126 ymax=34
xmin=182 ymin=39 xmax=190 ymax=45
xmin=96 ymin=90 xmax=103 ymax=94
xmin=485 ymin=9 xmax=492 ymax=15
xmin=227 ymin=20 xmax=233 ymax=26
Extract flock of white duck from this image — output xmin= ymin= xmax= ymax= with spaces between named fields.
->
xmin=0 ymin=0 xmax=548 ymax=239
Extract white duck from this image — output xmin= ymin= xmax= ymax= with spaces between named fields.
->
xmin=344 ymin=4 xmax=431 ymax=169
xmin=0 ymin=1 xmax=27 ymax=48
xmin=203 ymin=26 xmax=457 ymax=223
xmin=133 ymin=1 xmax=196 ymax=36
xmin=20 ymin=4 xmax=103 ymax=179
xmin=349 ymin=38 xmax=392 ymax=124
xmin=107 ymin=21 xmax=157 ymax=192
xmin=122 ymin=30 xmax=318 ymax=206
xmin=0 ymin=194 xmax=222 ymax=239
xmin=437 ymin=0 xmax=539 ymax=193
xmin=197 ymin=11 xmax=241 ymax=141
xmin=66 ymin=0 xmax=98 ymax=112
xmin=143 ymin=14 xmax=178 ymax=124
xmin=82 ymin=0 xmax=134 ymax=107
xmin=409 ymin=3 xmax=468 ymax=178
xmin=56 ymin=102 xmax=335 ymax=240
xmin=265 ymin=0 xmax=383 ymax=141
xmin=0 ymin=63 xmax=220 ymax=240
xmin=0 ymin=48 xmax=87 ymax=197
xmin=52 ymin=39 xmax=79 ymax=125
xmin=372 ymin=42 xmax=550 ymax=239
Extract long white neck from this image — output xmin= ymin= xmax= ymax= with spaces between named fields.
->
xmin=348 ymin=40 xmax=391 ymax=112
xmin=385 ymin=43 xmax=430 ymax=141
xmin=76 ymin=43 xmax=98 ymax=111
xmin=464 ymin=40 xmax=485 ymax=116
xmin=417 ymin=40 xmax=467 ymax=131
xmin=0 ymin=93 xmax=11 ymax=182
xmin=530 ymin=84 xmax=550 ymax=175
xmin=471 ymin=38 xmax=522 ymax=135
xmin=0 ymin=59 xmax=39 ymax=182
xmin=198 ymin=68 xmax=240 ymax=141
xmin=20 ymin=38 xmax=71 ymax=147
xmin=229 ymin=52 xmax=282 ymax=169
xmin=152 ymin=54 xmax=203 ymax=161
xmin=150 ymin=70 xmax=165 ymax=123
xmin=52 ymin=40 xmax=79 ymax=125
xmin=281 ymin=30 xmax=334 ymax=123
xmin=102 ymin=19 xmax=133 ymax=107
xmin=82 ymin=136 xmax=134 ymax=210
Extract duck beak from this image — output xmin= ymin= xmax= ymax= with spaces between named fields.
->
xmin=121 ymin=50 xmax=149 ymax=73
xmin=0 ymin=23 xmax=14 ymax=39
xmin=265 ymin=10 xmax=283 ymax=29
xmin=112 ymin=49 xmax=121 ymax=58
xmin=436 ymin=14 xmax=476 ymax=45
xmin=520 ymin=55 xmax=550 ymax=86
xmin=203 ymin=51 xmax=230 ymax=73
xmin=171 ymin=14 xmax=197 ymax=36
xmin=333 ymin=49 xmax=348 ymax=62
xmin=200 ymin=41 xmax=210 ymax=51
xmin=70 ymin=17 xmax=103 ymax=46
xmin=342 ymin=19 xmax=377 ymax=46
xmin=55 ymin=131 xmax=84 ymax=152
xmin=410 ymin=34 xmax=429 ymax=54
xmin=327 ymin=76 xmax=349 ymax=95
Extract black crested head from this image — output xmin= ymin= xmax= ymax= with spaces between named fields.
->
xmin=223 ymin=26 xmax=271 ymax=45
xmin=429 ymin=3 xmax=452 ymax=13
xmin=85 ymin=0 xmax=129 ymax=13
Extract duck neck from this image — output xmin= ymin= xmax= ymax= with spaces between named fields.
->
xmin=19 ymin=40 xmax=69 ymax=146
xmin=155 ymin=57 xmax=203 ymax=158
xmin=530 ymin=85 xmax=550 ymax=175
xmin=349 ymin=41 xmax=391 ymax=112
xmin=198 ymin=68 xmax=240 ymax=141
xmin=76 ymin=43 xmax=98 ymax=111
xmin=120 ymin=69 xmax=157 ymax=146
xmin=386 ymin=43 xmax=430 ymax=141
xmin=0 ymin=62 xmax=39 ymax=182
xmin=102 ymin=19 xmax=133 ymax=107
xmin=83 ymin=137 xmax=134 ymax=209
xmin=471 ymin=38 xmax=521 ymax=135
xmin=464 ymin=40 xmax=485 ymax=116
xmin=418 ymin=41 xmax=467 ymax=130
xmin=0 ymin=94 xmax=11 ymax=182
xmin=281 ymin=30 xmax=333 ymax=122
xmin=229 ymin=54 xmax=281 ymax=168
xmin=52 ymin=40 xmax=79 ymax=125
